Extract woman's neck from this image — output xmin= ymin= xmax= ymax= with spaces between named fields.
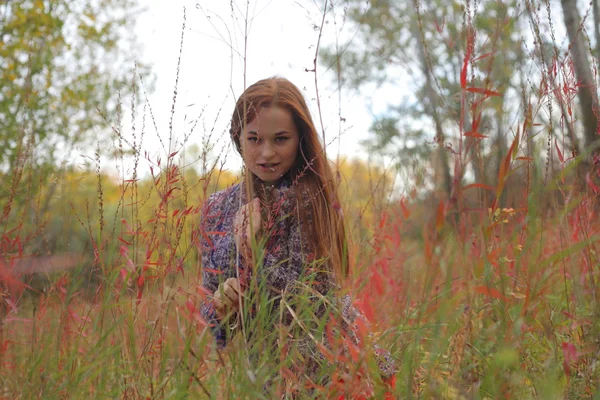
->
xmin=252 ymin=175 xmax=287 ymax=196
xmin=257 ymin=181 xmax=276 ymax=204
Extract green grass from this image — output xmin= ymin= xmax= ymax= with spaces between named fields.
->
xmin=2 ymin=162 xmax=600 ymax=399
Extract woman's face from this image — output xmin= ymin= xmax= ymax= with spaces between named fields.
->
xmin=241 ymin=106 xmax=300 ymax=185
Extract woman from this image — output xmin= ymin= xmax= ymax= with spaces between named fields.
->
xmin=199 ymin=77 xmax=395 ymax=398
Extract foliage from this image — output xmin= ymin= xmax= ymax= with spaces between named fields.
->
xmin=1 ymin=148 xmax=600 ymax=397
xmin=0 ymin=0 xmax=150 ymax=192
xmin=321 ymin=0 xmax=599 ymax=202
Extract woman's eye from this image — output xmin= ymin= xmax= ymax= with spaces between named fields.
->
xmin=275 ymin=137 xmax=288 ymax=143
xmin=247 ymin=137 xmax=258 ymax=143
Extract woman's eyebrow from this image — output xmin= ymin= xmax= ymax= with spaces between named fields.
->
xmin=246 ymin=130 xmax=289 ymax=136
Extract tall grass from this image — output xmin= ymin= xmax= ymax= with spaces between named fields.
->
xmin=1 ymin=0 xmax=600 ymax=398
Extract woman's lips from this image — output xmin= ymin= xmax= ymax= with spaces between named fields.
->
xmin=258 ymin=163 xmax=280 ymax=171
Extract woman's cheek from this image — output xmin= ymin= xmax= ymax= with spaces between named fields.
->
xmin=242 ymin=146 xmax=255 ymax=165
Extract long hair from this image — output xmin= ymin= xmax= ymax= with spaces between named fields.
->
xmin=229 ymin=77 xmax=349 ymax=282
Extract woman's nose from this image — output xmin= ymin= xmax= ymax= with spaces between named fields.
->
xmin=261 ymin=142 xmax=275 ymax=158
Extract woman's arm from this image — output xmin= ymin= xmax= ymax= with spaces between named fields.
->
xmin=199 ymin=190 xmax=248 ymax=347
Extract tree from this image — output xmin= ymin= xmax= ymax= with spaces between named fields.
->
xmin=0 ymin=0 xmax=150 ymax=194
xmin=559 ymin=0 xmax=599 ymax=151
xmin=321 ymin=0 xmax=525 ymax=207
xmin=321 ymin=0 xmax=600 ymax=212
xmin=593 ymin=0 xmax=600 ymax=61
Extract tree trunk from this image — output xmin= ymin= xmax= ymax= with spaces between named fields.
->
xmin=560 ymin=0 xmax=600 ymax=150
xmin=593 ymin=0 xmax=600 ymax=60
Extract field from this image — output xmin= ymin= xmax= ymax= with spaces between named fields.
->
xmin=2 ymin=150 xmax=600 ymax=399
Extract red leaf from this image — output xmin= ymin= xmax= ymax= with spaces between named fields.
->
xmin=354 ymin=317 xmax=369 ymax=343
xmin=346 ymin=339 xmax=361 ymax=362
xmin=472 ymin=112 xmax=482 ymax=131
xmin=436 ymin=199 xmax=445 ymax=231
xmin=586 ymin=172 xmax=600 ymax=194
xmin=384 ymin=375 xmax=396 ymax=399
xmin=196 ymin=285 xmax=212 ymax=299
xmin=555 ymin=140 xmax=564 ymax=163
xmin=562 ymin=341 xmax=577 ymax=376
xmin=317 ymin=343 xmax=336 ymax=363
xmin=563 ymin=311 xmax=575 ymax=319
xmin=194 ymin=312 xmax=209 ymax=327
xmin=200 ymin=230 xmax=214 ymax=249
xmin=356 ymin=294 xmax=375 ymax=322
xmin=473 ymin=52 xmax=493 ymax=62
xmin=497 ymin=130 xmax=519 ymax=196
xmin=118 ymin=237 xmax=133 ymax=245
xmin=462 ymin=183 xmax=495 ymax=192
xmin=464 ymin=131 xmax=488 ymax=138
xmin=378 ymin=213 xmax=387 ymax=229
xmin=185 ymin=299 xmax=196 ymax=315
xmin=371 ymin=270 xmax=384 ymax=295
xmin=461 ymin=33 xmax=472 ymax=89
xmin=203 ymin=268 xmax=223 ymax=275
xmin=434 ymin=17 xmax=445 ymax=33
xmin=399 ymin=197 xmax=411 ymax=219
xmin=4 ymin=298 xmax=18 ymax=314
xmin=474 ymin=285 xmax=507 ymax=302
xmin=466 ymin=87 xmax=502 ymax=97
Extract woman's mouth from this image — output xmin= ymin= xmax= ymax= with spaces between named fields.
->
xmin=258 ymin=163 xmax=280 ymax=172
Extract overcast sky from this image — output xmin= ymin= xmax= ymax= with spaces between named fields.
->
xmin=131 ymin=0 xmax=395 ymax=176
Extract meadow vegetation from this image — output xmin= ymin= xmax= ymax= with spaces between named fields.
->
xmin=1 ymin=0 xmax=600 ymax=398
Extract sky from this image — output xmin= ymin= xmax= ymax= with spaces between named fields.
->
xmin=131 ymin=0 xmax=395 ymax=176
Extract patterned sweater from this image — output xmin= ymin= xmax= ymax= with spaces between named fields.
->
xmin=199 ymin=179 xmax=396 ymax=381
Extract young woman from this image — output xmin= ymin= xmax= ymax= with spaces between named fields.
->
xmin=199 ymin=77 xmax=395 ymax=397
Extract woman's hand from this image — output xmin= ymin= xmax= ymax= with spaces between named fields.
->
xmin=213 ymin=277 xmax=241 ymax=319
xmin=233 ymin=197 xmax=261 ymax=260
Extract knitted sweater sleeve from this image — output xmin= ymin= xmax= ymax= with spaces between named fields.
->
xmin=198 ymin=190 xmax=248 ymax=347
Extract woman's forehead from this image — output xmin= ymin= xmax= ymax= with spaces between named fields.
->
xmin=246 ymin=107 xmax=297 ymax=132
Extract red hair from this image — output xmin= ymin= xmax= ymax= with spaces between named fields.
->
xmin=230 ymin=77 xmax=349 ymax=281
